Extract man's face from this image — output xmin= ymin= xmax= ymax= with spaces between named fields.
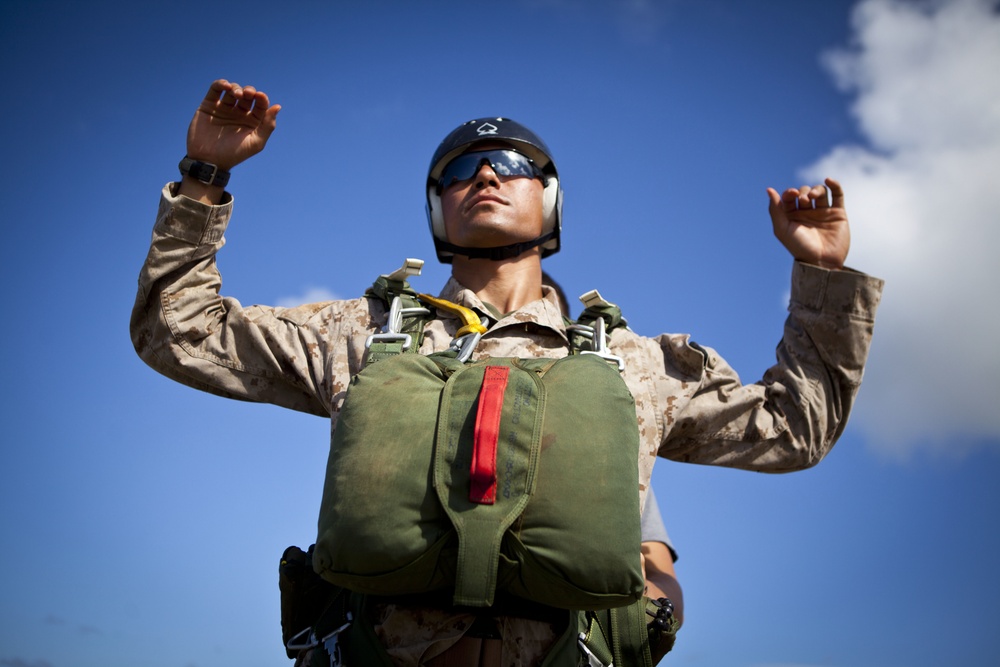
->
xmin=440 ymin=142 xmax=546 ymax=252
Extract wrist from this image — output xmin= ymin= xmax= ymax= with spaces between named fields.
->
xmin=177 ymin=175 xmax=226 ymax=205
xmin=810 ymin=260 xmax=845 ymax=271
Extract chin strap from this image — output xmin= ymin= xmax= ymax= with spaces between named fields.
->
xmin=436 ymin=230 xmax=557 ymax=261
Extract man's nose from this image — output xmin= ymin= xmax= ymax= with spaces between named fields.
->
xmin=474 ymin=160 xmax=500 ymax=189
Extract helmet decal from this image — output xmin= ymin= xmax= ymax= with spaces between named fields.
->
xmin=476 ymin=122 xmax=499 ymax=136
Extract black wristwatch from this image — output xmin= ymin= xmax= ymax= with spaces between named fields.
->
xmin=178 ymin=156 xmax=230 ymax=187
xmin=646 ymin=596 xmax=678 ymax=661
xmin=645 ymin=596 xmax=675 ymax=632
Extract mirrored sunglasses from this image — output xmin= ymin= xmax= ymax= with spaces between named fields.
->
xmin=438 ymin=149 xmax=544 ymax=192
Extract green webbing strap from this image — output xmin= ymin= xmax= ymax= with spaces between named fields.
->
xmin=610 ymin=601 xmax=653 ymax=667
xmin=435 ymin=358 xmax=546 ymax=607
xmin=364 ymin=339 xmax=411 ymax=365
xmin=579 ymin=611 xmax=615 ymax=666
xmin=576 ymin=599 xmax=654 ymax=667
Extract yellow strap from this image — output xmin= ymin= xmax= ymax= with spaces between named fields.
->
xmin=417 ymin=293 xmax=488 ymax=337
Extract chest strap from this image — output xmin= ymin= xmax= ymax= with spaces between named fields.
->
xmin=364 ymin=259 xmax=630 ymax=371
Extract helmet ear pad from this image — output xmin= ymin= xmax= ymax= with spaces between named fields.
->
xmin=427 ymin=176 xmax=561 ymax=262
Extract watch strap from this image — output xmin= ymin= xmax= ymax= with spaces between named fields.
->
xmin=179 ymin=156 xmax=230 ymax=187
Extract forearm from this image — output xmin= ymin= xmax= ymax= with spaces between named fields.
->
xmin=642 ymin=542 xmax=684 ymax=627
xmin=131 ymin=185 xmax=331 ymax=416
xmin=177 ymin=174 xmax=226 ymax=205
xmin=645 ymin=571 xmax=684 ymax=627
xmin=660 ymin=263 xmax=884 ymax=471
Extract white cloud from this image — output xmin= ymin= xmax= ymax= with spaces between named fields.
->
xmin=275 ymin=287 xmax=339 ymax=308
xmin=802 ymin=0 xmax=1000 ymax=458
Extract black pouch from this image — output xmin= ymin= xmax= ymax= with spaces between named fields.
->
xmin=279 ymin=544 xmax=339 ymax=659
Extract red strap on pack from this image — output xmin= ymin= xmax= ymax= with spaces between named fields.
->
xmin=469 ymin=365 xmax=510 ymax=504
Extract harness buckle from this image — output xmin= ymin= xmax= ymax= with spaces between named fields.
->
xmin=568 ymin=317 xmax=625 ymax=372
xmin=365 ymin=296 xmax=430 ymax=353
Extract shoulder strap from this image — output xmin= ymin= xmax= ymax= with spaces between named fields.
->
xmin=363 ymin=259 xmax=432 ymax=365
xmin=567 ymin=289 xmax=629 ymax=371
xmin=365 ymin=258 xmax=494 ymax=366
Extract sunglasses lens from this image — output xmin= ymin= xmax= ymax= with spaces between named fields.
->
xmin=440 ymin=150 xmax=539 ymax=189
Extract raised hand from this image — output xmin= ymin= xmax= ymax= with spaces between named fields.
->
xmin=186 ymin=79 xmax=281 ymax=171
xmin=767 ymin=177 xmax=850 ymax=270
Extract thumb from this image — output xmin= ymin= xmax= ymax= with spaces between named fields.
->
xmin=261 ymin=104 xmax=281 ymax=136
xmin=766 ymin=187 xmax=781 ymax=208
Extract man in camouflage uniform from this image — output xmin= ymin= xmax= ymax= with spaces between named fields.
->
xmin=131 ymin=80 xmax=882 ymax=666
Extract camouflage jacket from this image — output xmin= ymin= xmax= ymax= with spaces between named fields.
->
xmin=132 ymin=184 xmax=883 ymax=508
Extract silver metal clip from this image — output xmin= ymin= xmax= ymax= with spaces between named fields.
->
xmin=284 ymin=613 xmax=354 ymax=666
xmin=321 ymin=613 xmax=353 ymax=667
xmin=365 ymin=296 xmax=430 ymax=352
xmin=285 ymin=626 xmax=319 ymax=652
xmin=449 ymin=331 xmax=482 ymax=364
xmin=568 ymin=317 xmax=625 ymax=372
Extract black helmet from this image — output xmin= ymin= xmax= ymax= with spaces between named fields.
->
xmin=426 ymin=117 xmax=563 ymax=263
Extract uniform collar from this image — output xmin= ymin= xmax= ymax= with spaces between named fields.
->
xmin=437 ymin=277 xmax=569 ymax=341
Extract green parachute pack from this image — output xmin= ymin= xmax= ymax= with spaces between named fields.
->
xmin=296 ymin=259 xmax=674 ymax=666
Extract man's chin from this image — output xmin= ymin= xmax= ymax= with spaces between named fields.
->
xmin=450 ymin=221 xmax=540 ymax=249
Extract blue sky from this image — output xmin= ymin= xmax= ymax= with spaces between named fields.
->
xmin=1 ymin=1 xmax=998 ymax=666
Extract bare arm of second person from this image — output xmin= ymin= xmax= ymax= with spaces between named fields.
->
xmin=641 ymin=541 xmax=684 ymax=627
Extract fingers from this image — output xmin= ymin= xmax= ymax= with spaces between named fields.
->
xmin=795 ymin=184 xmax=809 ymax=209
xmin=199 ymin=79 xmax=239 ymax=112
xmin=235 ymin=84 xmax=256 ymax=111
xmin=798 ymin=184 xmax=832 ymax=209
xmin=826 ymin=177 xmax=846 ymax=209
xmin=769 ymin=181 xmax=842 ymax=210
xmin=203 ymin=79 xmax=231 ymax=104
xmin=198 ymin=79 xmax=234 ymax=112
xmin=780 ymin=187 xmax=800 ymax=212
xmin=813 ymin=185 xmax=830 ymax=208
xmin=199 ymin=79 xmax=278 ymax=125
xmin=247 ymin=89 xmax=271 ymax=119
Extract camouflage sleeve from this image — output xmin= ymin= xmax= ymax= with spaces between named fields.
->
xmin=130 ymin=184 xmax=352 ymax=417
xmin=658 ymin=262 xmax=884 ymax=472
